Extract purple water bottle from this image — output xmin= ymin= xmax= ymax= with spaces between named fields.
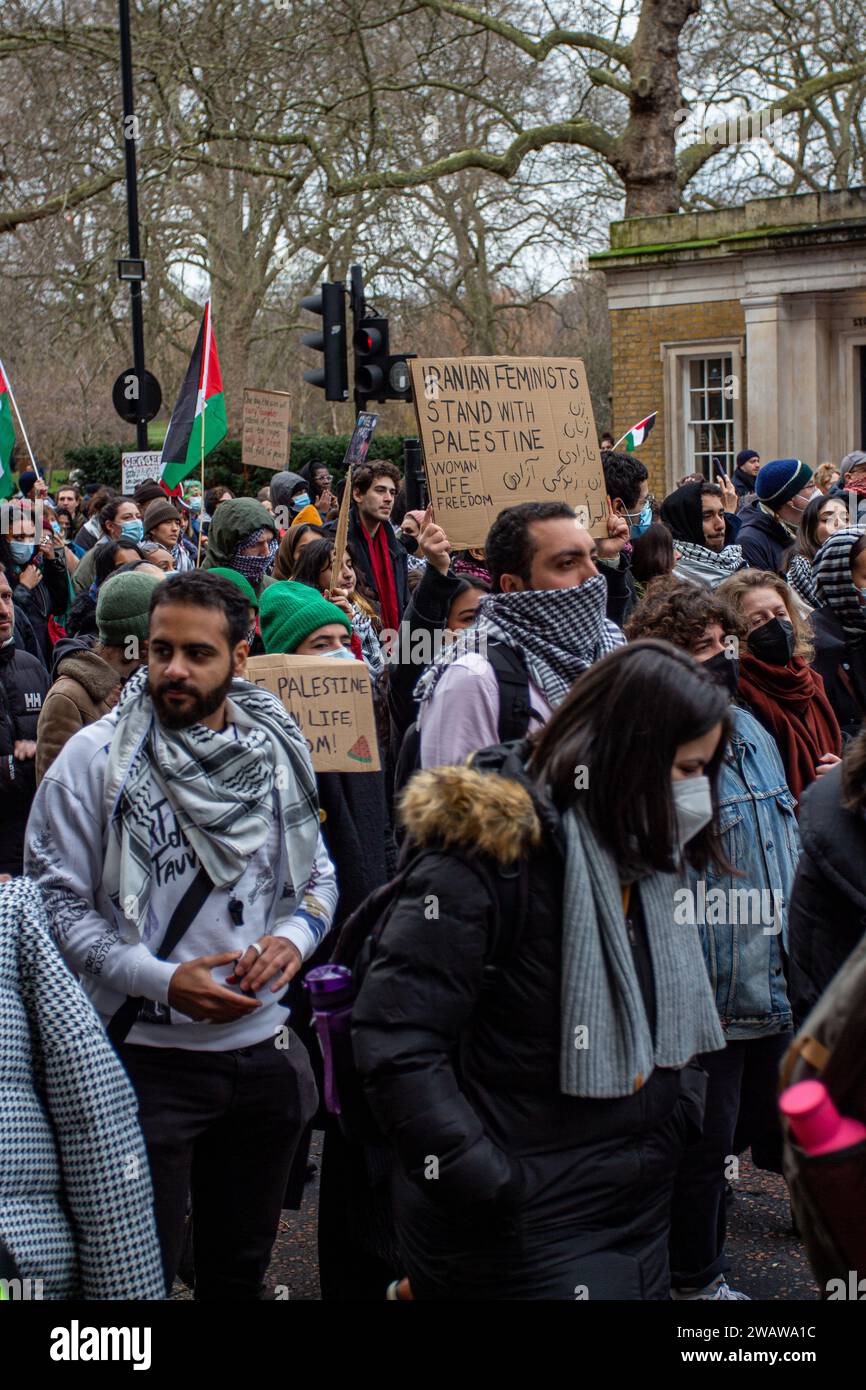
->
xmin=304 ymin=964 xmax=356 ymax=1116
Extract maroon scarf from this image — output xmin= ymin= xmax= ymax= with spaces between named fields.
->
xmin=739 ymin=653 xmax=842 ymax=809
xmin=364 ymin=523 xmax=399 ymax=633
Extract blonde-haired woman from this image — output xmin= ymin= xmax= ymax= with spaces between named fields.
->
xmin=717 ymin=569 xmax=841 ymax=809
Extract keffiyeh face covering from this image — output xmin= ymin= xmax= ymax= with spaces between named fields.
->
xmin=232 ymin=529 xmax=278 ymax=584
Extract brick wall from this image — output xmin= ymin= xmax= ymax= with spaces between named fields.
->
xmin=609 ymin=300 xmax=746 ymax=499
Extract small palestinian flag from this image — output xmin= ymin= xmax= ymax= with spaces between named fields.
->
xmin=620 ymin=411 xmax=657 ymax=453
xmin=160 ymin=300 xmax=227 ymax=492
xmin=0 ymin=360 xmax=18 ymax=500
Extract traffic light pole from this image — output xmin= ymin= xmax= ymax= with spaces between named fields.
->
xmin=118 ymin=0 xmax=148 ymax=450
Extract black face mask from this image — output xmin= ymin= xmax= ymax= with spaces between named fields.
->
xmin=748 ymin=617 xmax=796 ymax=667
xmin=702 ymin=650 xmax=739 ymax=697
xmin=400 ymin=533 xmax=419 ymax=554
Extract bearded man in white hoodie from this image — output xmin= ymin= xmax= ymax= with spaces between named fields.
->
xmin=26 ymin=570 xmax=337 ymax=1300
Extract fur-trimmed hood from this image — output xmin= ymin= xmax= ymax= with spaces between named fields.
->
xmin=398 ymin=764 xmax=542 ymax=865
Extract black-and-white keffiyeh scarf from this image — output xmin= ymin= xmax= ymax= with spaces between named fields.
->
xmin=672 ymin=540 xmax=744 ymax=590
xmin=103 ymin=666 xmax=319 ymax=935
xmin=786 ymin=553 xmax=819 ymax=609
xmin=812 ymin=526 xmax=866 ymax=638
xmin=414 ymin=573 xmax=625 ymax=710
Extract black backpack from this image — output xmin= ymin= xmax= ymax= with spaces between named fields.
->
xmin=394 ymin=641 xmax=532 ymax=795
xmin=317 ymin=840 xmax=531 ymax=1147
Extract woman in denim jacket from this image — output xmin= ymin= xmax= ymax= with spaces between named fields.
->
xmin=627 ymin=578 xmax=800 ymax=1300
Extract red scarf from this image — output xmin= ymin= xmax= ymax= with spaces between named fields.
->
xmin=364 ymin=523 xmax=399 ymax=633
xmin=739 ymin=653 xmax=842 ymax=809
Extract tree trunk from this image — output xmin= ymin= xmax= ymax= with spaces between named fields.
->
xmin=618 ymin=0 xmax=700 ymax=217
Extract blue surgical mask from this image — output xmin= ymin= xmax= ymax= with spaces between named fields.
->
xmin=9 ymin=541 xmax=35 ymax=565
xmin=292 ymin=493 xmax=311 ymax=512
xmin=323 ymin=645 xmax=356 ymax=660
xmin=120 ymin=519 xmax=144 ymax=544
xmin=629 ymin=500 xmax=653 ymax=539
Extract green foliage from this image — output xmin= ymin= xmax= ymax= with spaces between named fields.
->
xmin=63 ymin=434 xmax=409 ymax=494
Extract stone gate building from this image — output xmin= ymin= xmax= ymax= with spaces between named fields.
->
xmin=590 ymin=187 xmax=866 ymax=499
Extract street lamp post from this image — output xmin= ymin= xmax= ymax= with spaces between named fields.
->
xmin=118 ymin=0 xmax=148 ymax=450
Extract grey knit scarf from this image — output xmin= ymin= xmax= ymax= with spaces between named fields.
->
xmin=560 ymin=808 xmax=725 ymax=1098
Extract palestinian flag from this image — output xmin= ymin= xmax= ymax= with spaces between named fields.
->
xmin=0 ymin=360 xmax=18 ymax=500
xmin=160 ymin=300 xmax=227 ymax=492
xmin=620 ymin=411 xmax=657 ymax=453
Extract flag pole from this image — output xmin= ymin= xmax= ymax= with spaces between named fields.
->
xmin=609 ymin=428 xmax=630 ymax=453
xmin=195 ymin=299 xmax=211 ymax=568
xmin=0 ymin=358 xmax=38 ymax=472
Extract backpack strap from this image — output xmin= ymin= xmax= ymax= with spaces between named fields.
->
xmin=487 ymin=641 xmax=533 ymax=743
xmin=106 ymin=864 xmax=215 ymax=1048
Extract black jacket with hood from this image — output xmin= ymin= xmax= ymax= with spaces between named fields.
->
xmin=352 ymin=746 xmax=697 ymax=1298
xmin=787 ymin=762 xmax=866 ymax=1025
xmin=0 ymin=638 xmax=50 ymax=873
xmin=735 ymin=501 xmax=794 ymax=575
xmin=809 ymin=605 xmax=866 ymax=741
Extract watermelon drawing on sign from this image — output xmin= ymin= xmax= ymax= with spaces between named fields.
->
xmin=347 ymin=734 xmax=373 ymax=764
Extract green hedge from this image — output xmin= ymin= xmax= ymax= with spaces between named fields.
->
xmin=64 ymin=434 xmax=409 ymax=494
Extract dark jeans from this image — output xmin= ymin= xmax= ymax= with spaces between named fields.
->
xmin=669 ymin=1031 xmax=791 ymax=1290
xmin=119 ymin=1034 xmax=318 ymax=1300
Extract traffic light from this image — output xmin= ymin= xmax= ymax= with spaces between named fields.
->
xmin=300 ymin=281 xmax=348 ymax=402
xmin=352 ymin=315 xmax=414 ymax=409
xmin=349 ymin=264 xmax=414 ymax=410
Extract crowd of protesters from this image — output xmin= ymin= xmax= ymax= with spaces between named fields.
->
xmin=1 ymin=441 xmax=865 ymax=1302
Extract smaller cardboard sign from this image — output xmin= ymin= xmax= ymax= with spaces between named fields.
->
xmin=121 ymin=450 xmax=163 ymax=494
xmin=329 ymin=411 xmax=379 ymax=596
xmin=245 ymin=654 xmax=381 ymax=774
xmin=242 ymin=388 xmax=293 ymax=471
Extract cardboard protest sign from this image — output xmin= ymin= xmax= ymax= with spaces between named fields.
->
xmin=121 ymin=451 xmax=163 ymax=494
xmin=245 ymin=654 xmax=381 ymax=773
xmin=242 ymin=388 xmax=292 ymax=471
xmin=409 ymin=357 xmax=607 ymax=548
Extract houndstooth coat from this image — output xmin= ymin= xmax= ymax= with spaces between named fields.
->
xmin=0 ymin=877 xmax=165 ymax=1299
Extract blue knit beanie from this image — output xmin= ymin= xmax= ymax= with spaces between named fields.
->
xmin=755 ymin=458 xmax=813 ymax=510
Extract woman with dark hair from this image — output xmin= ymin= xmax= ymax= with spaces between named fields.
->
xmin=65 ymin=540 xmax=145 ymax=640
xmin=630 ymin=522 xmax=677 ymax=600
xmin=783 ymin=492 xmax=847 ymax=608
xmin=353 ymin=641 xmax=730 ymax=1300
xmin=291 ymin=537 xmax=384 ymax=677
xmin=808 ymin=527 xmax=866 ymax=739
xmin=273 ymin=522 xmax=323 ymax=580
xmin=717 ymin=569 xmax=841 ymax=807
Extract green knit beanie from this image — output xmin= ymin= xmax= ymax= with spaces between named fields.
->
xmin=208 ymin=566 xmax=259 ymax=609
xmin=259 ymin=580 xmax=352 ymax=654
xmin=96 ymin=571 xmax=163 ymax=647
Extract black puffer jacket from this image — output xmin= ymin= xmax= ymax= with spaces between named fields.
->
xmin=352 ymin=747 xmax=698 ymax=1300
xmin=787 ymin=762 xmax=866 ymax=1025
xmin=809 ymin=605 xmax=866 ymax=742
xmin=0 ymin=641 xmax=50 ymax=873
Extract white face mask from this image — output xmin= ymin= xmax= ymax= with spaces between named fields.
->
xmin=323 ymin=645 xmax=356 ymax=660
xmin=672 ymin=774 xmax=713 ymax=852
